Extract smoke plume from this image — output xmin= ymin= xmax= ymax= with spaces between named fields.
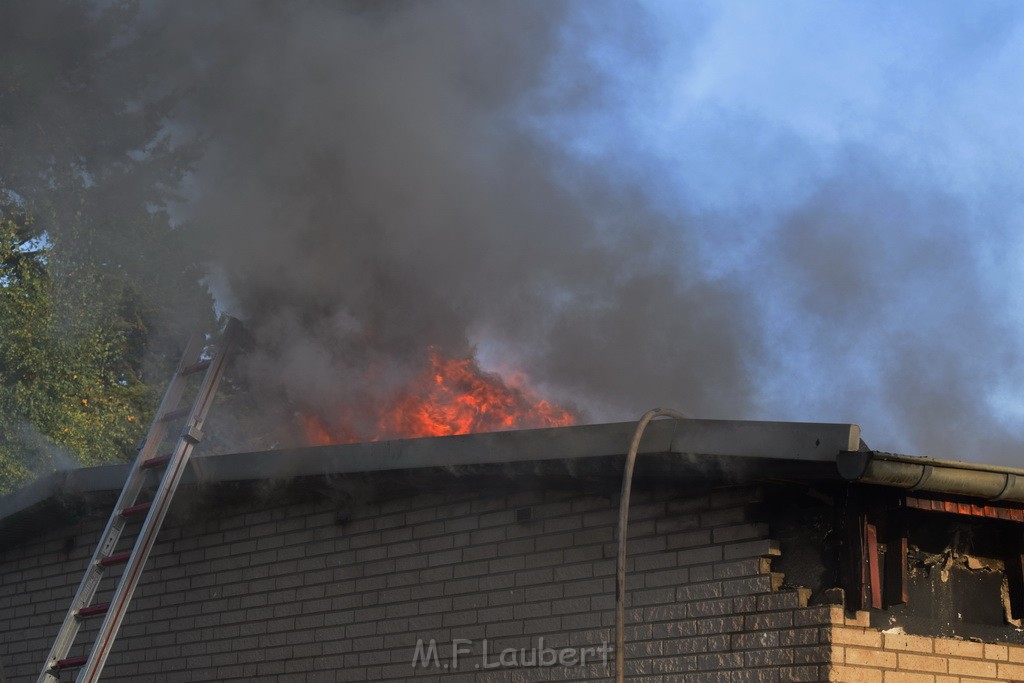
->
xmin=14 ymin=1 xmax=1023 ymax=463
xmin=144 ymin=1 xmax=755 ymax=442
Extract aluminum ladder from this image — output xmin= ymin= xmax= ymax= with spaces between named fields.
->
xmin=38 ymin=317 xmax=240 ymax=682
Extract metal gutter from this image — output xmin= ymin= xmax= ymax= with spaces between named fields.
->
xmin=837 ymin=451 xmax=1024 ymax=503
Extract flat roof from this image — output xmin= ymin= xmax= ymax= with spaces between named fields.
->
xmin=0 ymin=419 xmax=858 ymax=531
xmin=5 ymin=417 xmax=1024 ymax=545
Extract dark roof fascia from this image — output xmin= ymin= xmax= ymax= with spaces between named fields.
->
xmin=0 ymin=463 xmax=128 ymax=523
xmin=0 ymin=419 xmax=860 ymax=534
xmin=189 ymin=418 xmax=860 ymax=482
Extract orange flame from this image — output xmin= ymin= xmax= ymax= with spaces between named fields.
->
xmin=302 ymin=349 xmax=576 ymax=445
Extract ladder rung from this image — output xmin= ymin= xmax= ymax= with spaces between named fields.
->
xmin=99 ymin=551 xmax=132 ymax=567
xmin=53 ymin=655 xmax=88 ymax=670
xmin=76 ymin=602 xmax=110 ymax=618
xmin=160 ymin=407 xmax=190 ymax=423
xmin=141 ymin=454 xmax=173 ymax=470
xmin=120 ymin=502 xmax=152 ymax=517
xmin=181 ymin=359 xmax=211 ymax=376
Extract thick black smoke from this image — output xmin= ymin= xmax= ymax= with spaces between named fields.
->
xmin=142 ymin=1 xmax=756 ymax=441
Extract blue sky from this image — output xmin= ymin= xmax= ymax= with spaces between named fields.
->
xmin=529 ymin=2 xmax=1024 ymax=461
xmin=555 ymin=2 xmax=1024 ymax=214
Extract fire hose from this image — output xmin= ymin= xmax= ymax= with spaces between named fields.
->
xmin=616 ymin=407 xmax=689 ymax=683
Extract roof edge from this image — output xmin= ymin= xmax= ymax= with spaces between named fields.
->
xmin=0 ymin=419 xmax=860 ymax=526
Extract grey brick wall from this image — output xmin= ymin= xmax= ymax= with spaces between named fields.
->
xmin=1 ymin=482 xmax=835 ymax=681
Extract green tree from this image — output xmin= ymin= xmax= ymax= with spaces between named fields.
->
xmin=0 ymin=1 xmax=217 ymax=492
xmin=0 ymin=208 xmax=156 ymax=491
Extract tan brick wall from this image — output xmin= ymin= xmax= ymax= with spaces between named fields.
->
xmin=830 ymin=616 xmax=1024 ymax=683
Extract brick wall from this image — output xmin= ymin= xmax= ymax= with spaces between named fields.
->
xmin=2 ymin=480 xmax=838 ymax=681
xmin=830 ymin=617 xmax=1024 ymax=682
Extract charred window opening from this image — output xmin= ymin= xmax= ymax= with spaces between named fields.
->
xmin=903 ymin=512 xmax=1019 ymax=624
xmin=842 ymin=486 xmax=1024 ymax=642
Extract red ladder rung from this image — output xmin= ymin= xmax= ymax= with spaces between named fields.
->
xmin=99 ymin=551 xmax=132 ymax=567
xmin=120 ymin=502 xmax=152 ymax=517
xmin=53 ymin=655 xmax=88 ymax=669
xmin=181 ymin=359 xmax=211 ymax=376
xmin=160 ymin=407 xmax=190 ymax=423
xmin=141 ymin=454 xmax=173 ymax=470
xmin=76 ymin=602 xmax=110 ymax=618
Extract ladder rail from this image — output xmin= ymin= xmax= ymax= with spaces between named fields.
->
xmin=37 ymin=333 xmax=206 ymax=682
xmin=37 ymin=319 xmax=239 ymax=682
xmin=97 ymin=333 xmax=207 ymax=559
xmin=76 ymin=319 xmax=238 ymax=683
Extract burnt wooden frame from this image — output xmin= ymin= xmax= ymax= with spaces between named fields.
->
xmin=843 ymin=487 xmax=1024 ymax=617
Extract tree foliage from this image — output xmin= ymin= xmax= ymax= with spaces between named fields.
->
xmin=0 ymin=1 xmax=217 ymax=493
xmin=0 ymin=209 xmax=155 ymax=490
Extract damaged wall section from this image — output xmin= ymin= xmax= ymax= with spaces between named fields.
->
xmin=837 ymin=485 xmax=1024 ymax=643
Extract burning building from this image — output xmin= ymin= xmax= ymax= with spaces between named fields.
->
xmin=2 ymin=418 xmax=1024 ymax=681
xmin=4 ymin=2 xmax=1022 ymax=680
